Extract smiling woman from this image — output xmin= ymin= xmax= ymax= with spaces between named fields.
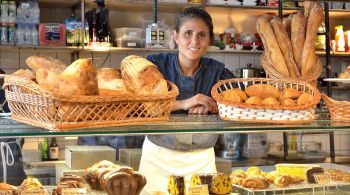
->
xmin=138 ymin=7 xmax=236 ymax=195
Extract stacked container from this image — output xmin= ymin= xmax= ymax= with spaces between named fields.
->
xmin=112 ymin=27 xmax=144 ymax=48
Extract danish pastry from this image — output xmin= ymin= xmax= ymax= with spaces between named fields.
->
xmin=242 ymin=175 xmax=269 ymax=189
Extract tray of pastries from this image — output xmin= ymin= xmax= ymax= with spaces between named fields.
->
xmin=230 ymin=165 xmax=350 ymax=193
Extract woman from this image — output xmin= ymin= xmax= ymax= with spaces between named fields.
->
xmin=139 ymin=7 xmax=234 ymax=194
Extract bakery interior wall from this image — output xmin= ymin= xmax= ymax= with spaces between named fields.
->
xmin=2 ymin=5 xmax=350 ymax=162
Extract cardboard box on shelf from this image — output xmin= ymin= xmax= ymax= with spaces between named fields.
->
xmin=119 ymin=148 xmax=142 ymax=171
xmin=65 ymin=146 xmax=116 ymax=169
xmin=39 ymin=23 xmax=66 ymax=46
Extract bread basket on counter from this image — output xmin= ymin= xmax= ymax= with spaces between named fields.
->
xmin=261 ymin=52 xmax=323 ymax=87
xmin=321 ymin=93 xmax=350 ymax=122
xmin=3 ymin=75 xmax=178 ymax=130
xmin=211 ymin=78 xmax=321 ymax=124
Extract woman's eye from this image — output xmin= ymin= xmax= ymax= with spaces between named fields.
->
xmin=199 ymin=32 xmax=208 ymax=39
xmin=184 ymin=31 xmax=192 ymax=37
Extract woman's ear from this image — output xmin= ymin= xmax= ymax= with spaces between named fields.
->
xmin=173 ymin=30 xmax=179 ymax=44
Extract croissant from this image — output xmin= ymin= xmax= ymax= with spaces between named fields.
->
xmin=242 ymin=175 xmax=269 ymax=189
xmin=274 ymin=175 xmax=290 ymax=187
xmin=281 ymin=88 xmax=302 ymax=99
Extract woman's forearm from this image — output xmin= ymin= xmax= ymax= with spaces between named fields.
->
xmin=171 ymin=100 xmax=185 ymax=111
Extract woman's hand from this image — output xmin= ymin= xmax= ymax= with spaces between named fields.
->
xmin=172 ymin=94 xmax=218 ymax=113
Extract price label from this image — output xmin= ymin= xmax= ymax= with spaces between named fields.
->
xmin=188 ymin=185 xmax=209 ymax=195
xmin=314 ymin=173 xmax=331 ymax=185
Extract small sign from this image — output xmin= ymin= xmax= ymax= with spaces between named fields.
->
xmin=314 ymin=173 xmax=331 ymax=185
xmin=188 ymin=185 xmax=209 ymax=195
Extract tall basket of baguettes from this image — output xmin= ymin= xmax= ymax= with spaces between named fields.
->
xmin=211 ymin=78 xmax=321 ymax=124
xmin=3 ymin=55 xmax=178 ymax=130
xmin=257 ymin=1 xmax=324 ymax=86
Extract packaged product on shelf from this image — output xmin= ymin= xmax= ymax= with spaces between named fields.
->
xmin=39 ymin=23 xmax=66 ymax=46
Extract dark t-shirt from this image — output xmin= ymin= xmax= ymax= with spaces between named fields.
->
xmin=146 ymin=52 xmax=234 ymax=150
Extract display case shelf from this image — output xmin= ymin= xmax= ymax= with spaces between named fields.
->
xmin=1 ymin=114 xmax=350 ymax=138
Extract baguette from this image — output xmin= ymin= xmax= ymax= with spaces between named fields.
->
xmin=257 ymin=14 xmax=290 ymax=77
xmin=291 ymin=11 xmax=306 ymax=71
xmin=304 ymin=1 xmax=317 ymax=20
xmin=270 ymin=17 xmax=300 ymax=77
xmin=300 ymin=2 xmax=323 ymax=76
xmin=283 ymin=14 xmax=293 ymax=38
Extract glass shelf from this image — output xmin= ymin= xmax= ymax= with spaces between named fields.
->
xmin=1 ymin=114 xmax=350 ymax=138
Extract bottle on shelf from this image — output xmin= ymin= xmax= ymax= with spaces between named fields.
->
xmin=41 ymin=138 xmax=49 ymax=161
xmin=8 ymin=0 xmax=16 ymax=25
xmin=49 ymin=137 xmax=59 ymax=160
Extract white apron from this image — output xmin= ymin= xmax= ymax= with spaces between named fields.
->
xmin=139 ymin=137 xmax=217 ymax=195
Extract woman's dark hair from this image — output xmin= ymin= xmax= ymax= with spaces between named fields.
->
xmin=175 ymin=6 xmax=214 ymax=43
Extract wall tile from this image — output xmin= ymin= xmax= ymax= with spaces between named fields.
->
xmin=110 ymin=53 xmax=128 ymax=68
xmin=239 ymin=54 xmax=254 ymax=68
xmin=0 ymin=51 xmax=19 ymax=69
xmin=56 ymin=52 xmax=73 ymax=65
xmin=224 ymin=54 xmax=240 ymax=73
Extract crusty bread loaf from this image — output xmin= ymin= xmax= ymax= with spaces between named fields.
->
xmin=121 ymin=55 xmax=168 ymax=95
xmin=270 ymin=17 xmax=300 ymax=78
xmin=97 ymin=67 xmax=128 ymax=96
xmin=59 ymin=59 xmax=98 ymax=96
xmin=12 ymin=69 xmax=36 ymax=81
xmin=36 ymin=68 xmax=60 ymax=92
xmin=26 ymin=55 xmax=67 ymax=73
xmin=291 ymin=11 xmax=306 ymax=71
xmin=300 ymin=2 xmax=323 ymax=76
xmin=257 ymin=14 xmax=290 ymax=77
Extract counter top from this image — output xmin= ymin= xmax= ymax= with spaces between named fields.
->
xmin=0 ymin=113 xmax=349 ymax=138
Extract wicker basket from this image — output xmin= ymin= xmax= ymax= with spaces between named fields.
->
xmin=321 ymin=93 xmax=350 ymax=122
xmin=260 ymin=52 xmax=323 ymax=87
xmin=3 ymin=76 xmax=178 ymax=130
xmin=211 ymin=78 xmax=321 ymax=124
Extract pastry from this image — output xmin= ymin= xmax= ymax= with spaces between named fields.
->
xmin=221 ymin=89 xmax=242 ymax=103
xmin=190 ymin=173 xmax=213 ymax=189
xmin=280 ymin=99 xmax=296 ymax=107
xmin=246 ymin=167 xmax=262 ymax=176
xmin=168 ymin=175 xmax=185 ymax=195
xmin=306 ymin=167 xmax=324 ymax=183
xmin=300 ymin=2 xmax=323 ymax=76
xmin=0 ymin=183 xmax=18 ymax=194
xmin=26 ymin=55 xmax=67 ymax=73
xmin=257 ymin=14 xmax=290 ymax=77
xmin=20 ymin=177 xmax=44 ymax=193
xmin=289 ymin=175 xmax=304 ymax=184
xmin=262 ymin=97 xmax=280 ymax=106
xmin=274 ymin=175 xmax=290 ymax=187
xmin=281 ymin=88 xmax=302 ymax=99
xmin=210 ymin=173 xmax=232 ymax=195
xmin=265 ymin=171 xmax=281 ymax=183
xmin=59 ymin=58 xmax=99 ymax=96
xmin=245 ymin=84 xmax=280 ymax=99
xmin=270 ymin=17 xmax=300 ymax=78
xmin=297 ymin=93 xmax=313 ymax=105
xmin=291 ymin=11 xmax=306 ymax=71
xmin=244 ymin=96 xmax=262 ymax=105
xmin=242 ymin=175 xmax=269 ymax=190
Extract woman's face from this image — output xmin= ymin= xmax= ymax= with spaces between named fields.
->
xmin=174 ymin=18 xmax=210 ymax=62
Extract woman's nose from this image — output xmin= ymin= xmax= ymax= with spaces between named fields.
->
xmin=191 ymin=35 xmax=200 ymax=43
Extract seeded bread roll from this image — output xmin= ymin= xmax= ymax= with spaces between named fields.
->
xmin=270 ymin=17 xmax=300 ymax=78
xmin=300 ymin=2 xmax=323 ymax=76
xmin=26 ymin=55 xmax=67 ymax=73
xmin=257 ymin=14 xmax=290 ymax=77
xmin=291 ymin=11 xmax=306 ymax=71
